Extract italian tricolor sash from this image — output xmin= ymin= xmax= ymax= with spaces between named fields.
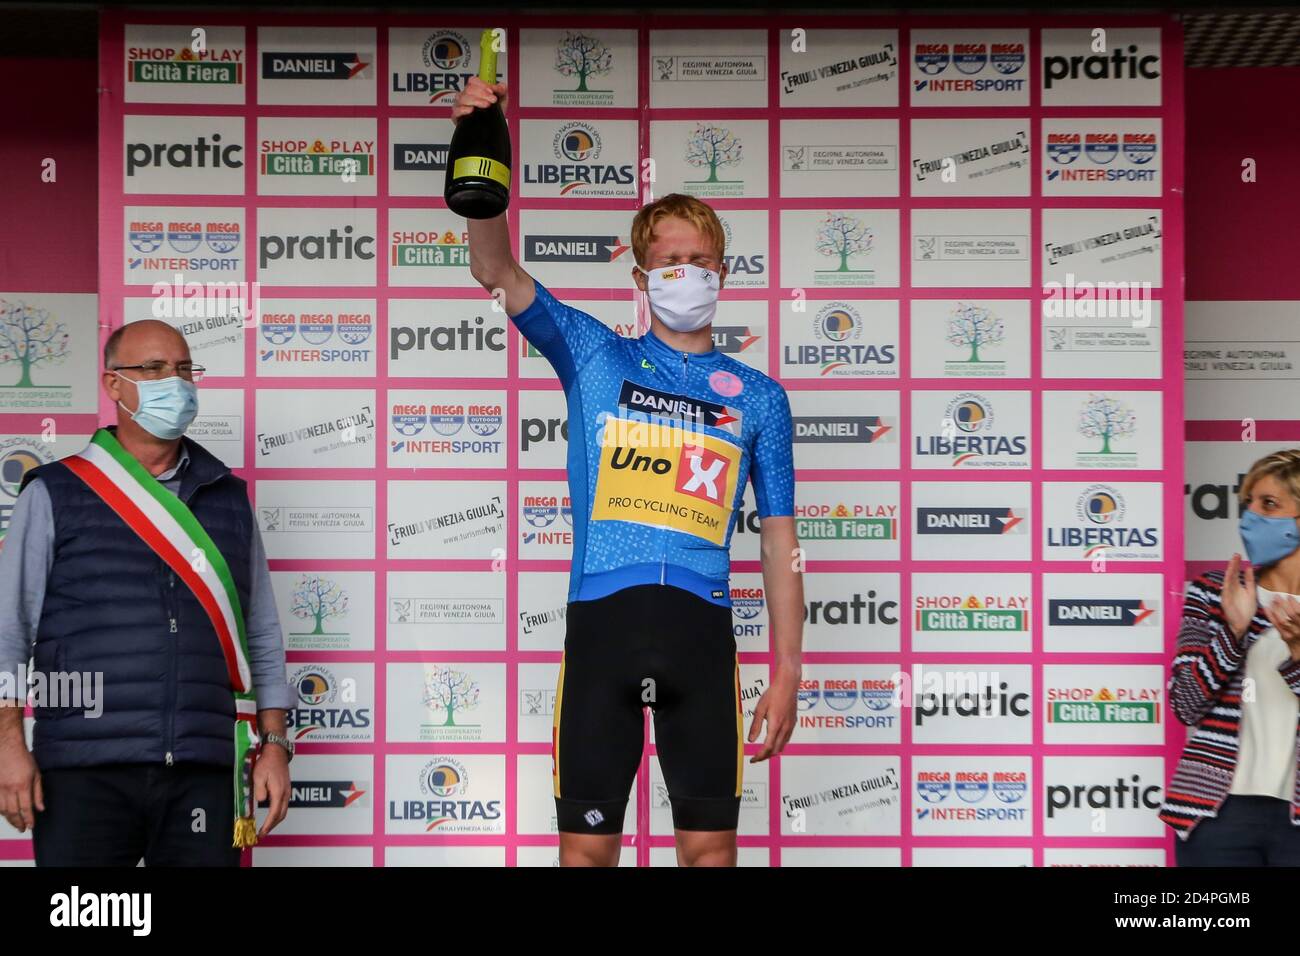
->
xmin=63 ymin=428 xmax=262 ymax=848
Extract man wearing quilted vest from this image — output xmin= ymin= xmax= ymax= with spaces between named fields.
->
xmin=0 ymin=319 xmax=294 ymax=865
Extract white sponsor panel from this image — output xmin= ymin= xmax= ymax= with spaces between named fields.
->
xmin=516 ymin=661 xmax=560 ymax=744
xmin=518 ymin=28 xmax=638 ymax=108
xmin=519 ymin=389 xmax=569 ymax=470
xmin=910 ymin=389 xmax=1031 ymax=470
xmin=286 ymin=661 xmax=374 ymax=742
xmin=911 ymin=572 xmax=1032 ymax=654
xmin=780 ymin=119 xmax=900 ymax=198
xmin=124 ymin=24 xmax=248 ymax=105
xmin=1043 ymin=664 xmax=1165 ymax=745
xmin=648 ymin=30 xmax=768 ymax=108
xmin=1040 ymin=28 xmax=1163 ymax=107
xmin=910 ymin=118 xmax=1030 ymax=197
xmin=388 ymin=298 xmax=507 ymax=379
xmin=256 ymin=479 xmax=375 ymax=559
xmin=255 ymin=298 xmax=377 ymax=377
xmin=791 ymin=389 xmax=898 ymax=470
xmin=271 ymin=569 xmax=374 ymax=651
xmin=1042 ymin=299 xmax=1162 ymax=379
xmin=779 ymin=208 xmax=901 ymax=289
xmin=386 ymin=570 xmax=507 ymax=652
xmin=257 ymin=207 xmax=376 ymax=287
xmin=1042 ymin=756 xmax=1165 ymax=837
xmin=518 ymin=209 xmax=638 ymax=290
xmin=789 ymin=480 xmax=901 ymax=561
xmin=252 ymin=846 xmax=372 ymax=866
xmin=257 ymin=26 xmax=376 ymax=106
xmin=1043 ymin=847 xmax=1166 ymax=866
xmin=387 ymin=388 xmax=506 ymax=469
xmin=780 ymin=299 xmax=899 ymax=380
xmin=520 ymin=118 xmax=638 ymax=199
xmin=1042 ymin=208 xmax=1163 ymax=288
xmin=909 ymin=663 xmax=1033 ymax=745
xmin=124 ymin=207 xmax=245 ymax=286
xmin=912 ymin=756 xmax=1032 ymax=836
xmin=910 ymin=298 xmax=1030 ymax=379
xmin=385 ymin=846 xmax=506 ymax=866
xmin=518 ymin=480 xmax=574 ymax=560
xmin=780 ymin=847 xmax=901 ymax=866
xmin=796 ymin=664 xmax=902 ymax=744
xmin=254 ymin=388 xmax=375 ymax=468
xmin=1042 ymin=118 xmax=1163 ymax=198
xmin=1184 ymin=301 xmax=1300 ymax=420
xmin=388 ymin=26 xmax=508 ymax=108
xmin=779 ymin=756 xmax=901 ymax=835
xmin=911 ymin=207 xmax=1031 ymax=288
xmin=711 ymin=301 xmax=768 ymax=373
xmin=1042 ymin=572 xmax=1164 ymax=654
xmin=912 ymin=847 xmax=1033 ymax=866
xmin=0 ymin=433 xmax=89 ymax=548
xmin=386 ymin=661 xmax=507 ymax=743
xmin=1042 ymin=389 xmax=1163 ymax=470
xmin=778 ymin=29 xmax=899 ymax=108
xmin=0 ymin=293 xmax=97 ymax=413
xmin=386 ymin=479 xmax=506 ymax=559
xmin=649 ymin=119 xmax=769 ymax=199
xmin=910 ymin=29 xmax=1030 ymax=107
xmin=384 ymin=753 xmax=506 ymax=835
xmin=517 ymin=571 xmax=571 ymax=651
xmin=388 ymin=208 xmax=471 ymax=288
xmin=1042 ymin=481 xmax=1164 ymax=562
xmin=388 ymin=118 xmax=452 ymax=197
xmin=255 ymin=117 xmax=376 ymax=197
xmin=124 ymin=114 xmax=246 ymax=195
xmin=911 ymin=481 xmax=1031 ymax=561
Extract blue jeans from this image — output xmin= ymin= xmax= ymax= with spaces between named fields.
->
xmin=1176 ymin=794 xmax=1300 ymax=866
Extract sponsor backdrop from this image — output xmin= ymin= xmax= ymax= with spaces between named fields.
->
xmin=1 ymin=11 xmax=1184 ymax=865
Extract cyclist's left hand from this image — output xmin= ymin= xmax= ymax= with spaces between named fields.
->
xmin=748 ymin=668 xmax=798 ymax=762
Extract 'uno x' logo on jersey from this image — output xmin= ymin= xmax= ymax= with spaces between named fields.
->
xmin=675 ymin=444 xmax=730 ymax=506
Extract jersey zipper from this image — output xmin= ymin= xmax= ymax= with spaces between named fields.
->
xmin=661 ymin=350 xmax=690 ymax=586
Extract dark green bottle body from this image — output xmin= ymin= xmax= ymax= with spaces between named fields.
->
xmin=445 ymin=100 xmax=511 ymax=219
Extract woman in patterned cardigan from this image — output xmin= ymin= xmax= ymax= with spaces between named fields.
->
xmin=1161 ymin=450 xmax=1300 ymax=865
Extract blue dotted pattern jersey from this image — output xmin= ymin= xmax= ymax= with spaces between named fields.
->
xmin=510 ymin=277 xmax=795 ymax=608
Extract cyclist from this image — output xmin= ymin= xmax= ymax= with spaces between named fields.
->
xmin=454 ymin=76 xmax=803 ymax=867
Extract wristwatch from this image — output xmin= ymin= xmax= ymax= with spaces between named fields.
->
xmin=262 ymin=731 xmax=295 ymax=762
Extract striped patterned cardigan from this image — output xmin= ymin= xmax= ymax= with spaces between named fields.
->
xmin=1160 ymin=569 xmax=1300 ymax=838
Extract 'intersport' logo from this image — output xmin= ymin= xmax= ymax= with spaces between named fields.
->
xmin=127 ymin=44 xmax=243 ymax=86
xmin=259 ymin=308 xmax=373 ymax=365
xmin=914 ymin=594 xmax=1028 ymax=633
xmin=262 ymin=51 xmax=371 ymax=81
xmin=1045 ymin=130 xmax=1159 ymax=183
xmin=260 ymin=136 xmax=375 ymax=177
xmin=523 ymin=234 xmax=632 ymax=263
xmin=1048 ymin=598 xmax=1156 ymax=627
xmin=916 ymin=770 xmax=1027 ymax=810
xmin=914 ymin=39 xmax=1026 ymax=93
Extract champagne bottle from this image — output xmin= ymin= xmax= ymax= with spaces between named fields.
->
xmin=445 ymin=28 xmax=511 ymax=219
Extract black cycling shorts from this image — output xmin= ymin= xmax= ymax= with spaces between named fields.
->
xmin=552 ymin=583 xmax=743 ymax=834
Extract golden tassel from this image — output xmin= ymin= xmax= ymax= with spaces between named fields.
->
xmin=233 ymin=815 xmax=260 ymax=849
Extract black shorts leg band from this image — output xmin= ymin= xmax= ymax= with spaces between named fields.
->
xmin=669 ymin=794 xmax=741 ymax=832
xmin=556 ymin=796 xmax=628 ymax=835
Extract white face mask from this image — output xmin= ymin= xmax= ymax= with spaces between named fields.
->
xmin=635 ymin=263 xmax=720 ymax=333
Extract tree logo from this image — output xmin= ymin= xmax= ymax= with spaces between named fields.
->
xmin=0 ymin=300 xmax=71 ymax=389
xmin=554 ymin=31 xmax=613 ymax=94
xmin=289 ymin=573 xmax=349 ymax=636
xmin=421 ymin=666 xmax=482 ymax=737
xmin=1076 ymin=393 xmax=1137 ymax=465
xmin=684 ymin=123 xmax=744 ymax=195
xmin=946 ymin=303 xmax=1005 ymax=366
xmin=814 ymin=211 xmax=873 ymax=274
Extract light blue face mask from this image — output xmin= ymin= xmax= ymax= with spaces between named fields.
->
xmin=1239 ymin=508 xmax=1300 ymax=568
xmin=115 ymin=372 xmax=199 ymax=440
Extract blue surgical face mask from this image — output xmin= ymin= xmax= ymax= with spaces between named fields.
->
xmin=1239 ymin=508 xmax=1300 ymax=568
xmin=115 ymin=372 xmax=199 ymax=440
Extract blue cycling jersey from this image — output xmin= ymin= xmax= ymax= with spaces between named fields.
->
xmin=510 ymin=277 xmax=795 ymax=608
